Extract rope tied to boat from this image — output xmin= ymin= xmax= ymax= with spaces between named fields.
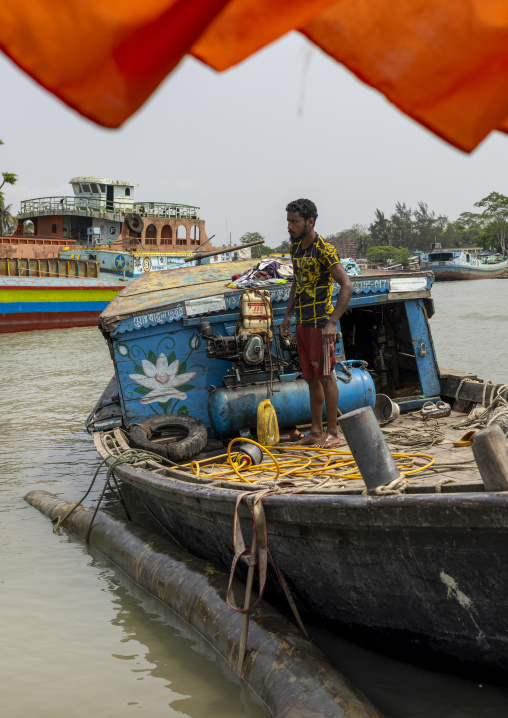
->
xmin=52 ymin=435 xmax=189 ymax=541
xmin=453 ymin=383 xmax=508 ymax=433
xmin=454 ymin=377 xmax=498 ymax=407
xmin=362 ymin=476 xmax=408 ymax=495
xmin=226 ymin=484 xmax=311 ymax=674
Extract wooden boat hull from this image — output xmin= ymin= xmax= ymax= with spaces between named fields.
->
xmin=420 ymin=253 xmax=508 ymax=281
xmin=430 ymin=264 xmax=507 ymax=280
xmin=114 ymin=461 xmax=508 ymax=685
xmin=0 ymin=277 xmax=124 ymax=333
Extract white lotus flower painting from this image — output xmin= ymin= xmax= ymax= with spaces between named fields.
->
xmin=129 ymin=353 xmax=196 ymax=405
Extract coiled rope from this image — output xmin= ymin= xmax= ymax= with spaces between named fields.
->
xmin=453 ymin=383 xmax=508 ymax=432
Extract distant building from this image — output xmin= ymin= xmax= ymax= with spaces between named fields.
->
xmin=329 ymin=236 xmax=358 ymax=259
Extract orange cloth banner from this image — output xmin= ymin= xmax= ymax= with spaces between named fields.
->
xmin=301 ymin=0 xmax=508 ymax=152
xmin=2 ymin=0 xmax=508 ymax=151
xmin=0 ymin=0 xmax=231 ymax=128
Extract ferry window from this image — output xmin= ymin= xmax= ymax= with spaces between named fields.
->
xmin=190 ymin=225 xmax=200 ymax=244
xmin=90 ymin=183 xmax=99 ymax=193
xmin=81 ymin=184 xmax=91 ymax=193
xmin=125 ymin=188 xmax=131 ymax=196
xmin=99 ymin=184 xmax=106 ymax=193
xmin=177 ymin=224 xmax=187 ymax=239
xmin=74 ymin=184 xmax=82 ymax=193
xmin=51 ymin=224 xmax=57 ymax=233
xmin=161 ymin=225 xmax=172 ymax=245
xmin=145 ymin=224 xmax=157 ymax=245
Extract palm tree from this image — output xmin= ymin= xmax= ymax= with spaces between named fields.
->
xmin=0 ymin=202 xmax=15 ymax=236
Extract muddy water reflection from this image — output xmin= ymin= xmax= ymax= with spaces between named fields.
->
xmin=2 ymin=279 xmax=508 ymax=718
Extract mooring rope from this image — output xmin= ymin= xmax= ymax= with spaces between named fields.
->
xmin=52 ymin=435 xmax=189 ymax=541
xmin=453 ymin=384 xmax=508 ymax=432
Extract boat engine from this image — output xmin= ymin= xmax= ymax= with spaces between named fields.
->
xmin=197 ymin=290 xmax=292 ymax=386
xmin=197 ymin=290 xmax=376 ymax=437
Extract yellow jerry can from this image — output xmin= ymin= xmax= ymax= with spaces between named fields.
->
xmin=240 ymin=290 xmax=272 ymax=336
xmin=257 ymin=399 xmax=280 ymax=446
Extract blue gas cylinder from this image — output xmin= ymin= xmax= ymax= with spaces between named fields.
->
xmin=208 ymin=359 xmax=375 ymax=437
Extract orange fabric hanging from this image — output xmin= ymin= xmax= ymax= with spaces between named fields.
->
xmin=0 ymin=0 xmax=231 ymax=128
xmin=301 ymin=0 xmax=508 ymax=152
xmin=191 ymin=0 xmax=336 ymax=71
xmin=2 ymin=0 xmax=508 ymax=151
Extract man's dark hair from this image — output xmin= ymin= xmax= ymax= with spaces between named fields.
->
xmin=286 ymin=198 xmax=318 ymax=223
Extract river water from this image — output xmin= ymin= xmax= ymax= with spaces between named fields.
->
xmin=1 ymin=278 xmax=508 ymax=718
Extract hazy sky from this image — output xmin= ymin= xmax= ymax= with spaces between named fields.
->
xmin=1 ymin=32 xmax=507 ymax=248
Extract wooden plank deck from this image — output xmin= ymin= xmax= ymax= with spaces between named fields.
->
xmin=102 ymin=407 xmax=487 ymax=496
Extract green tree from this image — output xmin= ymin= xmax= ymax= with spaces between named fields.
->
xmin=273 ymin=239 xmax=290 ymax=253
xmin=0 ymin=139 xmax=18 ymax=237
xmin=366 ymin=246 xmax=396 ymax=263
xmin=355 ymin=231 xmax=374 ymax=259
xmin=439 ymin=220 xmax=461 ymax=247
xmin=412 ymin=202 xmax=447 ymax=249
xmin=0 ymin=202 xmax=15 ymax=236
xmin=454 ymin=212 xmax=486 ymax=247
xmin=369 ymin=209 xmax=393 ymax=245
xmin=474 ymin=192 xmax=508 ymax=255
xmin=366 ymin=245 xmax=410 ymax=266
xmin=259 ymin=244 xmax=275 ymax=256
xmin=392 ymin=246 xmax=411 ymax=265
xmin=239 ymin=231 xmax=265 ymax=258
xmin=390 ymin=202 xmax=413 ymax=248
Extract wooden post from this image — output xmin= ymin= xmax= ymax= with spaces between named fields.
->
xmin=472 ymin=424 xmax=508 ymax=491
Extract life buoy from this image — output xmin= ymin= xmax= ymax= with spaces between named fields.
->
xmin=124 ymin=212 xmax=144 ymax=234
xmin=129 ymin=415 xmax=207 ymax=461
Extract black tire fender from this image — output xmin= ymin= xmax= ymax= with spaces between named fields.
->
xmin=129 ymin=415 xmax=208 ymax=461
xmin=124 ymin=212 xmax=144 ymax=235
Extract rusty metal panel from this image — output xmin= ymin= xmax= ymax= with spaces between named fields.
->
xmin=100 ymin=260 xmax=254 ymax=327
xmin=119 ymin=260 xmax=253 ymax=298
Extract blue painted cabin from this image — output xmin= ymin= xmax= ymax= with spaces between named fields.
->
xmin=99 ymin=261 xmax=440 ymax=434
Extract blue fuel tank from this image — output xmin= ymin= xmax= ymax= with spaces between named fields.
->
xmin=208 ymin=360 xmax=376 ymax=437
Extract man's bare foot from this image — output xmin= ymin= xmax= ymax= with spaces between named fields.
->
xmin=312 ymin=433 xmax=342 ymax=448
xmin=292 ymin=431 xmax=324 ymax=446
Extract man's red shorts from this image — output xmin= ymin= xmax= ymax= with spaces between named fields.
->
xmin=295 ymin=324 xmax=336 ymax=380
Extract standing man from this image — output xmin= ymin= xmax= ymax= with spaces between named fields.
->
xmin=281 ymin=199 xmax=353 ymax=447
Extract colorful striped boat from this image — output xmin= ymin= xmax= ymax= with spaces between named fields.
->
xmin=0 ymin=276 xmax=126 ymax=333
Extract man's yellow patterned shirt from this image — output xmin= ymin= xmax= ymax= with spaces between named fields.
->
xmin=290 ymin=234 xmax=340 ymax=328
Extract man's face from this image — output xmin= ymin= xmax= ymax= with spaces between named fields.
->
xmin=287 ymin=211 xmax=314 ymax=241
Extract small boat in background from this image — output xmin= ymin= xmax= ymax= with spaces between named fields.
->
xmin=419 ymin=248 xmax=507 ymax=280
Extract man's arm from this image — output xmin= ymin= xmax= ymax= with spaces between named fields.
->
xmin=322 ymin=262 xmax=353 ymax=345
xmin=280 ymin=280 xmax=296 ymax=335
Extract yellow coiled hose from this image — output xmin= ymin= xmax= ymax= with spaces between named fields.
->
xmin=185 ymin=437 xmax=435 ymax=484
